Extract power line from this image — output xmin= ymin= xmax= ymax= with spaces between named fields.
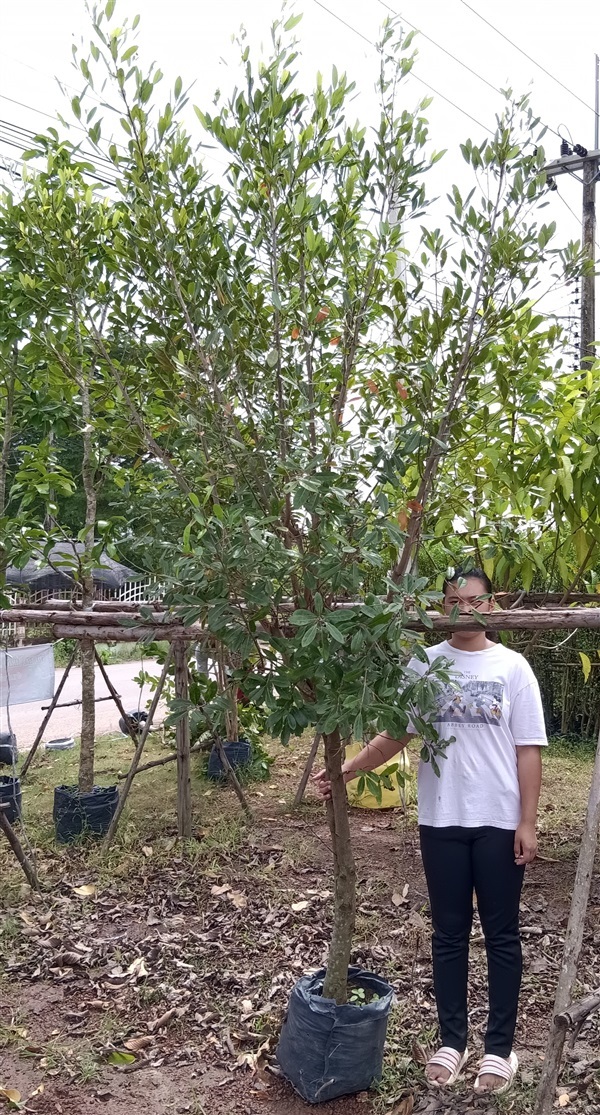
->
xmin=377 ymin=0 xmax=562 ymax=141
xmin=312 ymin=0 xmax=494 ymax=134
xmin=0 ymin=90 xmax=120 ymax=168
xmin=458 ymin=0 xmax=597 ymax=118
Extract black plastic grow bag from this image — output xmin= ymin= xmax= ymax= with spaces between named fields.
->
xmin=118 ymin=709 xmax=148 ymax=736
xmin=276 ymin=966 xmax=394 ymax=1103
xmin=53 ymin=784 xmax=118 ymax=844
xmin=0 ymin=776 xmax=22 ymax=824
xmin=207 ymin=739 xmax=251 ymax=781
xmin=0 ymin=731 xmax=17 ymax=767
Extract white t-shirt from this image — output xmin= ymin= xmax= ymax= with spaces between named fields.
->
xmin=407 ymin=641 xmax=547 ymax=830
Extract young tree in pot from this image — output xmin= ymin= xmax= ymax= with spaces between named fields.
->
xmin=68 ymin=3 xmax=561 ymax=1094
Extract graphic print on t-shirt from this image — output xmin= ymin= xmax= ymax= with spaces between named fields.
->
xmin=435 ymin=680 xmax=504 ymax=727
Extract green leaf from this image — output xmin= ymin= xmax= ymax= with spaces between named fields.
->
xmin=107 ymin=1050 xmax=136 ymax=1065
xmin=105 ymin=0 xmax=116 ymax=18
xmin=579 ymin=651 xmax=592 ymax=683
xmin=266 ymin=349 xmax=278 ymax=369
xmin=284 ymin=13 xmax=303 ymax=31
xmin=290 ymin=610 xmax=316 ymax=626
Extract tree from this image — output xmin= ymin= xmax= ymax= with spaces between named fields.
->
xmin=56 ymin=2 xmax=574 ymax=1003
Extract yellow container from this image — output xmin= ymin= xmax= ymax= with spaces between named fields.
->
xmin=345 ymin=742 xmax=412 ymax=810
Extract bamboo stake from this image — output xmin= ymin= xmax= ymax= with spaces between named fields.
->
xmin=293 ymin=732 xmax=321 ymax=807
xmin=94 ymin=648 xmax=145 ymax=748
xmin=20 ymin=650 xmax=77 ymax=778
xmin=215 ymin=739 xmax=251 ymax=815
xmin=174 ymin=640 xmax=192 ymax=839
xmin=103 ymin=647 xmax=174 ymax=850
xmin=117 ymin=740 xmax=211 ymax=779
xmin=533 ymin=726 xmax=600 ymax=1115
xmin=0 ymin=804 xmax=40 ymax=891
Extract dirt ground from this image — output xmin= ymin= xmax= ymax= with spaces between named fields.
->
xmin=1 ymin=734 xmax=599 ymax=1115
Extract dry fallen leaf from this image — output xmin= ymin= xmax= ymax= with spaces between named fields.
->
xmin=71 ymin=884 xmax=96 ymax=898
xmin=241 ymin=999 xmax=253 ymax=1014
xmin=127 ymin=957 xmax=149 ymax=979
xmin=557 ymin=1095 xmax=570 ymax=1108
xmin=291 ymin=901 xmax=309 ymax=912
xmin=124 ymin=1035 xmax=154 ymax=1052
xmin=392 ymin=892 xmax=408 ymax=907
xmin=390 ymin=1097 xmax=414 ymax=1115
xmin=229 ymin=891 xmax=248 ymax=909
xmin=211 ymin=884 xmax=231 ymax=896
xmin=142 ymin=845 xmax=153 ymax=858
xmin=29 ymin=1084 xmax=44 ymax=1098
xmin=0 ymin=1088 xmax=21 ymax=1105
xmin=410 ymin=1039 xmax=428 ymax=1065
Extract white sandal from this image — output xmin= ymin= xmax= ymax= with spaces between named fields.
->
xmin=425 ymin=1045 xmax=468 ymax=1087
xmin=474 ymin=1051 xmax=518 ymax=1095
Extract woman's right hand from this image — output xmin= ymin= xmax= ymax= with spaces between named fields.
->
xmin=312 ymin=768 xmax=332 ymax=800
xmin=312 ymin=767 xmax=353 ymax=800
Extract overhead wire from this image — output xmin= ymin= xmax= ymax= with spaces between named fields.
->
xmin=376 ymin=0 xmax=562 ymax=140
xmin=457 ymin=0 xmax=597 ymax=118
xmin=312 ymin=0 xmax=494 ymax=134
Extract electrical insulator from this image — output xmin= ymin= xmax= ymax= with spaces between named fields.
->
xmin=573 ymin=143 xmax=588 ymax=157
xmin=560 ymin=139 xmax=572 ymax=157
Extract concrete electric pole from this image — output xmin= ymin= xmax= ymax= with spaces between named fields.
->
xmin=543 ymin=60 xmax=599 ymax=371
xmin=544 ymin=144 xmax=599 ymax=371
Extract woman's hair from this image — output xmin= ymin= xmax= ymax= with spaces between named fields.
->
xmin=443 ymin=566 xmax=494 ymax=597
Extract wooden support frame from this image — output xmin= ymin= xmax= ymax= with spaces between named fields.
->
xmin=94 ymin=647 xmax=146 ymax=749
xmin=294 ymin=732 xmax=321 ymax=807
xmin=533 ymin=722 xmax=600 ymax=1114
xmin=0 ymin=803 xmax=40 ymax=891
xmin=103 ymin=647 xmax=174 ymax=850
xmin=20 ymin=649 xmax=77 ymax=778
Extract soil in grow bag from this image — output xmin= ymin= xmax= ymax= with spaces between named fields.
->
xmin=53 ymin=784 xmax=118 ymax=844
xmin=207 ymin=739 xmax=251 ymax=781
xmin=0 ymin=776 xmax=22 ymax=825
xmin=0 ymin=731 xmax=17 ymax=767
xmin=276 ymin=966 xmax=394 ymax=1103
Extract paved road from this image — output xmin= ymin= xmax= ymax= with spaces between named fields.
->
xmin=0 ymin=660 xmax=160 ymax=750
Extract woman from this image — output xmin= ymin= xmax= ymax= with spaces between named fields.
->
xmin=313 ymin=568 xmax=546 ymax=1095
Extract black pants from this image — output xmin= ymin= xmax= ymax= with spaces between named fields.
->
xmin=419 ymin=825 xmax=525 ymax=1057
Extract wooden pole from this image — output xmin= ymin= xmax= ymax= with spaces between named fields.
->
xmin=0 ymin=804 xmax=40 ymax=891
xmin=174 ymin=640 xmax=192 ymax=839
xmin=20 ymin=650 xmax=77 ymax=778
xmin=215 ymin=739 xmax=251 ymax=815
xmin=94 ymin=648 xmax=145 ymax=748
xmin=533 ymin=726 xmax=600 ymax=1115
xmin=103 ymin=646 xmax=174 ymax=850
xmin=293 ymin=732 xmax=321 ymax=807
xmin=117 ymin=740 xmax=211 ymax=779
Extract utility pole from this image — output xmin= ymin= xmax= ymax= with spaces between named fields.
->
xmin=544 ymin=144 xmax=599 ymax=370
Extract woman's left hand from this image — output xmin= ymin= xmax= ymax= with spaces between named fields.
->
xmin=514 ymin=821 xmax=537 ymax=865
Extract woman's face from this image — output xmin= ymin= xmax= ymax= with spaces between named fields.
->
xmin=444 ymin=576 xmax=494 ymax=614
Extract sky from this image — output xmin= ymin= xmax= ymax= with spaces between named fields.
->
xmin=1 ymin=0 xmax=599 ymax=335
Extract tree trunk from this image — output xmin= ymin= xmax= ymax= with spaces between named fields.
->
xmin=322 ymin=728 xmax=356 ymax=1004
xmin=174 ymin=640 xmax=192 ymax=839
xmin=533 ymin=727 xmax=600 ymax=1114
xmin=76 ymin=308 xmax=98 ymax=795
xmin=0 ymin=345 xmax=16 ymax=585
xmin=78 ymin=635 xmax=96 ymax=793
